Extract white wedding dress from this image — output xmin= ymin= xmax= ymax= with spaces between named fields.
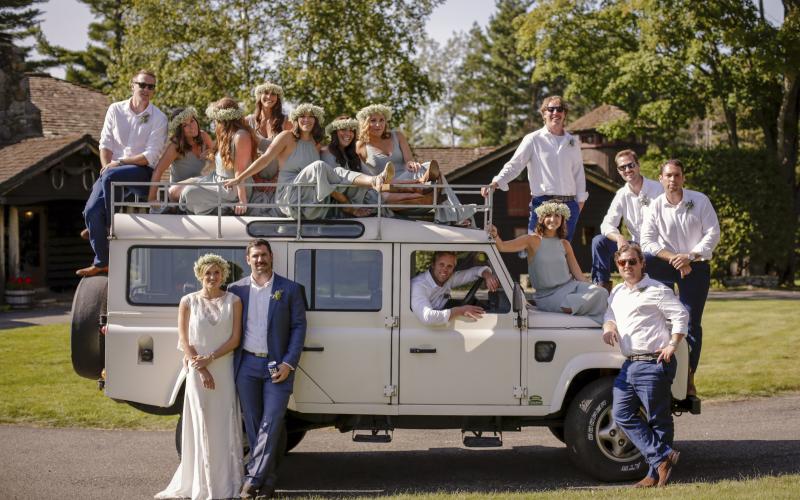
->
xmin=156 ymin=292 xmax=243 ymax=500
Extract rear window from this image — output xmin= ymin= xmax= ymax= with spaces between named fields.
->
xmin=128 ymin=246 xmax=247 ymax=305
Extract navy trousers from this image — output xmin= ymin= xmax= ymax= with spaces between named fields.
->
xmin=528 ymin=196 xmax=580 ymax=242
xmin=236 ymin=352 xmax=292 ymax=489
xmin=613 ymin=358 xmax=677 ymax=480
xmin=590 ymin=233 xmax=623 ymax=283
xmin=83 ymin=164 xmax=152 ymax=266
xmin=644 ymin=256 xmax=710 ymax=371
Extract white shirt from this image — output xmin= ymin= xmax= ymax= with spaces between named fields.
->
xmin=600 ymin=177 xmax=664 ymax=242
xmin=242 ymin=275 xmax=273 ymax=354
xmin=640 ymin=189 xmax=720 ymax=260
xmin=604 ymin=275 xmax=688 ymax=357
xmin=99 ymin=99 xmax=168 ymax=167
xmin=410 ymin=266 xmax=489 ymax=325
xmin=491 ymin=127 xmax=588 ymax=202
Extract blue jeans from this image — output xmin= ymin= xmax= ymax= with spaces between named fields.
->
xmin=528 ymin=196 xmax=580 ymax=242
xmin=236 ymin=351 xmax=293 ymax=489
xmin=644 ymin=256 xmax=710 ymax=371
xmin=613 ymin=358 xmax=677 ymax=480
xmin=82 ymin=164 xmax=152 ymax=267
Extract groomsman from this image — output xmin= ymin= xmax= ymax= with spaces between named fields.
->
xmin=641 ymin=159 xmax=720 ymax=396
xmin=482 ymin=95 xmax=588 ymax=241
xmin=591 ymin=149 xmax=664 ymax=292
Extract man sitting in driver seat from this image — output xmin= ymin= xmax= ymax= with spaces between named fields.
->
xmin=411 ymin=251 xmax=500 ymax=325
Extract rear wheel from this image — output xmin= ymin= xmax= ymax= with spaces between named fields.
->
xmin=70 ymin=276 xmax=108 ymax=379
xmin=564 ymin=376 xmax=645 ymax=482
xmin=547 ymin=425 xmax=565 ymax=443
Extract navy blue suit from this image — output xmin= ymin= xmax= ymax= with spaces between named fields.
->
xmin=228 ymin=273 xmax=306 ymax=490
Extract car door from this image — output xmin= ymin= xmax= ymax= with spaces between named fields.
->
xmin=397 ymin=244 xmax=521 ymax=406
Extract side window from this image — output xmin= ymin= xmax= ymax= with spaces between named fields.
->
xmin=128 ymin=246 xmax=247 ymax=305
xmin=295 ymin=249 xmax=382 ymax=311
xmin=411 ymin=251 xmax=510 ymax=314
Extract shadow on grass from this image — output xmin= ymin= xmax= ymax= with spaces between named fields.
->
xmin=275 ymin=439 xmax=800 ymax=497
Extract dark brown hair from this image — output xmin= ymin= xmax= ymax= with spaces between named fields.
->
xmin=169 ymin=108 xmax=203 ymax=158
xmin=246 ymin=239 xmax=272 ymax=256
xmin=328 ymin=115 xmax=361 ymax=172
xmin=660 ymin=158 xmax=685 ymax=175
xmin=614 ymin=243 xmax=645 ymax=270
xmin=291 ymin=115 xmax=324 ymax=144
xmin=535 ymin=214 xmax=568 ymax=239
xmin=253 ymin=96 xmax=286 ymax=137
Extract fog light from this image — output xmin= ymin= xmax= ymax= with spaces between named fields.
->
xmin=534 ymin=341 xmax=556 ymax=362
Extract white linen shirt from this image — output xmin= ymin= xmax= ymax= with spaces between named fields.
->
xmin=242 ymin=275 xmax=273 ymax=354
xmin=600 ymin=177 xmax=664 ymax=242
xmin=98 ymin=99 xmax=168 ymax=167
xmin=491 ymin=127 xmax=588 ymax=202
xmin=640 ymin=189 xmax=720 ymax=260
xmin=410 ymin=266 xmax=489 ymax=325
xmin=604 ymin=275 xmax=688 ymax=357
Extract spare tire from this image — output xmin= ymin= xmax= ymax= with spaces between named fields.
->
xmin=70 ymin=275 xmax=108 ymax=379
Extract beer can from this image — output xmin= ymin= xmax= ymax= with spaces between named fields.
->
xmin=268 ymin=361 xmax=278 ymax=377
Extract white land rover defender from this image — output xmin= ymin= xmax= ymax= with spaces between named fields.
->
xmin=70 ymin=184 xmax=700 ymax=482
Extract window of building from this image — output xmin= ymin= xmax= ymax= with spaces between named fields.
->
xmin=295 ymin=249 xmax=382 ymax=311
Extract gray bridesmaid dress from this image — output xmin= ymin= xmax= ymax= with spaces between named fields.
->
xmin=180 ymin=143 xmax=252 ymax=215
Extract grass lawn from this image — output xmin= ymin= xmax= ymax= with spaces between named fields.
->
xmin=0 ymin=298 xmax=797 ymax=430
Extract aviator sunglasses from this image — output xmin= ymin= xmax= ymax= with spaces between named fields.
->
xmin=133 ymin=81 xmax=156 ymax=90
xmin=546 ymin=106 xmax=565 ymax=113
xmin=617 ymin=162 xmax=637 ymax=172
xmin=616 ymin=258 xmax=640 ymax=267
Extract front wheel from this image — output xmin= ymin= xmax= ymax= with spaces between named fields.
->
xmin=564 ymin=376 xmax=645 ymax=482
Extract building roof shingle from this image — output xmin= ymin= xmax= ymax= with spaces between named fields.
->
xmin=567 ymin=104 xmax=628 ymax=133
xmin=27 ymin=74 xmax=109 ymax=139
xmin=414 ymin=146 xmax=498 ymax=177
xmin=0 ymin=134 xmax=94 ymax=192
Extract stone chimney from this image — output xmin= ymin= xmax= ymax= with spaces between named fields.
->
xmin=0 ymin=34 xmax=42 ymax=146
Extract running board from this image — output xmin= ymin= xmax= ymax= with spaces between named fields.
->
xmin=462 ymin=431 xmax=503 ymax=447
xmin=352 ymin=429 xmax=393 ymax=443
xmin=350 ymin=415 xmax=393 ymax=443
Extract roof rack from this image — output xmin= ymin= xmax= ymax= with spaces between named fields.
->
xmin=110 ymin=181 xmax=496 ymax=241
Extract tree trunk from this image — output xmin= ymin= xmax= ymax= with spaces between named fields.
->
xmin=776 ymin=70 xmax=799 ymax=284
xmin=722 ymin=102 xmax=739 ymax=149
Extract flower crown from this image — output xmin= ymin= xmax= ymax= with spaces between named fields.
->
xmin=534 ymin=201 xmax=571 ymax=220
xmin=168 ymin=107 xmax=198 ymax=136
xmin=205 ymin=102 xmax=245 ymax=122
xmin=325 ymin=117 xmax=359 ymax=136
xmin=289 ymin=103 xmax=324 ymax=123
xmin=193 ymin=253 xmax=230 ymax=282
xmin=356 ymin=104 xmax=392 ymax=123
xmin=253 ymin=82 xmax=284 ymax=99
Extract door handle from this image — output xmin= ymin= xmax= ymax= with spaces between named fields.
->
xmin=410 ymin=347 xmax=437 ymax=354
xmin=303 ymin=346 xmax=324 ymax=352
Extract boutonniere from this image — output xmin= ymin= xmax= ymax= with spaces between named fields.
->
xmin=684 ymin=200 xmax=694 ymax=211
xmin=639 ymin=195 xmax=650 ymax=207
xmin=568 ymin=138 xmax=575 ymax=147
xmin=140 ymin=112 xmax=150 ymax=124
xmin=271 ymin=290 xmax=283 ymax=301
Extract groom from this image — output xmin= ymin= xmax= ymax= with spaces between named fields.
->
xmin=229 ymin=239 xmax=307 ymax=499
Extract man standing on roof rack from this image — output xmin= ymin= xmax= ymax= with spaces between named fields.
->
xmin=481 ymin=95 xmax=587 ymax=242
xmin=77 ymin=69 xmax=167 ymax=277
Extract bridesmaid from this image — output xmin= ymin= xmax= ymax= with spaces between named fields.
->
xmin=155 ymin=254 xmax=243 ymax=500
xmin=147 ymin=107 xmax=213 ymax=208
xmin=180 ymin=98 xmax=255 ymax=215
xmin=225 ymin=103 xmax=394 ymax=220
xmin=488 ymin=202 xmax=608 ymax=324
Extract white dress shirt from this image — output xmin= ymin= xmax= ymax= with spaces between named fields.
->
xmin=410 ymin=266 xmax=489 ymax=325
xmin=242 ymin=275 xmax=273 ymax=354
xmin=99 ymin=99 xmax=168 ymax=167
xmin=640 ymin=189 xmax=720 ymax=260
xmin=491 ymin=126 xmax=588 ymax=202
xmin=604 ymin=275 xmax=688 ymax=357
xmin=600 ymin=177 xmax=664 ymax=242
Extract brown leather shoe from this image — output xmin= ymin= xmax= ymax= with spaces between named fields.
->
xmin=657 ymin=450 xmax=680 ymax=486
xmin=80 ymin=228 xmax=90 ymax=240
xmin=633 ymin=476 xmax=657 ymax=488
xmin=76 ymin=265 xmax=109 ymax=277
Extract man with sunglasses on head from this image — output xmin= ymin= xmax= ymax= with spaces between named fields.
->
xmin=591 ymin=149 xmax=664 ymax=293
xmin=78 ymin=69 xmax=167 ymax=277
xmin=603 ymin=244 xmax=688 ymax=488
xmin=481 ymin=95 xmax=588 ymax=241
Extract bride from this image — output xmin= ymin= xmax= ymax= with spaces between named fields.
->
xmin=155 ymin=254 xmax=243 ymax=500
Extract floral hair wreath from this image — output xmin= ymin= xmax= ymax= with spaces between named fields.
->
xmin=253 ymin=82 xmax=284 ymax=99
xmin=356 ymin=104 xmax=392 ymax=123
xmin=193 ymin=253 xmax=230 ymax=282
xmin=325 ymin=117 xmax=359 ymax=136
xmin=205 ymin=102 xmax=246 ymax=122
xmin=289 ymin=103 xmax=324 ymax=123
xmin=534 ymin=201 xmax=571 ymax=220
xmin=168 ymin=107 xmax=198 ymax=137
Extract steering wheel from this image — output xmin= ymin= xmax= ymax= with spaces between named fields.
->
xmin=461 ymin=278 xmax=484 ymax=306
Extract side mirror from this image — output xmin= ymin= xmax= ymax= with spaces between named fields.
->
xmin=512 ymin=282 xmax=526 ymax=313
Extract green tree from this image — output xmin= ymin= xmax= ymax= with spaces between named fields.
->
xmin=0 ymin=0 xmax=46 ymax=71
xmin=35 ymin=0 xmax=130 ymax=93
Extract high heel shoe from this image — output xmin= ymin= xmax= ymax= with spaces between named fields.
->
xmin=372 ymin=161 xmax=395 ymax=192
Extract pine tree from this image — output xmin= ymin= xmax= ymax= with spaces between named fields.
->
xmin=0 ymin=0 xmax=46 ymax=70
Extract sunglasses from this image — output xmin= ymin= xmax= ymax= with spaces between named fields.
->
xmin=133 ymin=81 xmax=156 ymax=90
xmin=617 ymin=162 xmax=637 ymax=171
xmin=546 ymin=106 xmax=565 ymax=113
xmin=616 ymin=258 xmax=640 ymax=267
